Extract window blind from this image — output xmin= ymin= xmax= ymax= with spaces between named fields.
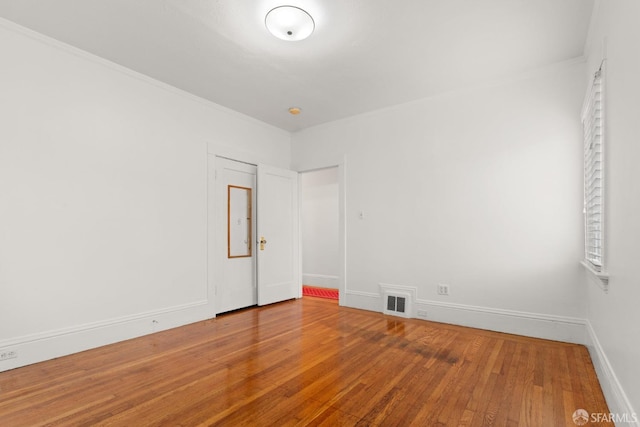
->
xmin=582 ymin=65 xmax=604 ymax=271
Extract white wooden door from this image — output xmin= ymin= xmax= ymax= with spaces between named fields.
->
xmin=215 ymin=158 xmax=257 ymax=314
xmin=257 ymin=164 xmax=299 ymax=306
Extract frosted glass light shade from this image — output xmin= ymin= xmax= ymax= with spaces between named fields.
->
xmin=265 ymin=6 xmax=314 ymax=41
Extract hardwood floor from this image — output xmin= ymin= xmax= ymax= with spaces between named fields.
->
xmin=0 ymin=297 xmax=611 ymax=426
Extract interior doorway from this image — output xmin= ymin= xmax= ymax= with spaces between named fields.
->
xmin=300 ymin=167 xmax=340 ymax=300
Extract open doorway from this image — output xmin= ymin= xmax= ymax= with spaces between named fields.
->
xmin=300 ymin=167 xmax=340 ymax=300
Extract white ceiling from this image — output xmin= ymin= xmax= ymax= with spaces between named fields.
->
xmin=0 ymin=0 xmax=594 ymax=132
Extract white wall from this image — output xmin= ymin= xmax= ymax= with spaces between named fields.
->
xmin=301 ymin=168 xmax=339 ymax=288
xmin=583 ymin=0 xmax=640 ymax=418
xmin=0 ymin=19 xmax=290 ymax=370
xmin=292 ymin=60 xmax=587 ymax=341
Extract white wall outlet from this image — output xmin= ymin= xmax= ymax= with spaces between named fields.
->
xmin=417 ymin=309 xmax=428 ymax=318
xmin=0 ymin=350 xmax=17 ymax=361
xmin=437 ymin=284 xmax=450 ymax=296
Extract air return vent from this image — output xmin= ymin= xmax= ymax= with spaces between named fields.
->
xmin=380 ymin=283 xmax=415 ymax=319
xmin=387 ymin=295 xmax=406 ymax=313
xmin=381 ymin=287 xmax=413 ymax=319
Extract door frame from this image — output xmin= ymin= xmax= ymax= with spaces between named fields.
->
xmin=296 ymin=156 xmax=346 ymax=306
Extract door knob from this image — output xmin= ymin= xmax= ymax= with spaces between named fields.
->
xmin=259 ymin=237 xmax=267 ymax=251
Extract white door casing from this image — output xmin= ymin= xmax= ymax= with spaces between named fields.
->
xmin=257 ymin=164 xmax=300 ymax=306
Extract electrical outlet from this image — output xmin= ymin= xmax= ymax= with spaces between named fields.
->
xmin=0 ymin=350 xmax=17 ymax=361
xmin=437 ymin=284 xmax=450 ymax=296
xmin=417 ymin=309 xmax=428 ymax=318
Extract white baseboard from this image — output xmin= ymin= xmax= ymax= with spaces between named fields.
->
xmin=585 ymin=320 xmax=639 ymax=425
xmin=414 ymin=298 xmax=587 ymax=344
xmin=344 ymin=289 xmax=586 ymax=344
xmin=302 ymin=274 xmax=339 ymax=289
xmin=343 ymin=289 xmax=382 ymax=313
xmin=0 ymin=300 xmax=212 ymax=373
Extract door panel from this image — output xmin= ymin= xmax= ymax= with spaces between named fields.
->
xmin=257 ymin=164 xmax=299 ymax=306
xmin=215 ymin=158 xmax=257 ymax=314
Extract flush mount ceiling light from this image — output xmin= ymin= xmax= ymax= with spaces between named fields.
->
xmin=288 ymin=107 xmax=302 ymax=115
xmin=265 ymin=6 xmax=315 ymax=41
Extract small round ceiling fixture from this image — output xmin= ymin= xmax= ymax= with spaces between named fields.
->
xmin=288 ymin=107 xmax=302 ymax=115
xmin=265 ymin=6 xmax=315 ymax=41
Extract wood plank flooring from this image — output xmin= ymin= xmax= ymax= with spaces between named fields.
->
xmin=0 ymin=297 xmax=611 ymax=426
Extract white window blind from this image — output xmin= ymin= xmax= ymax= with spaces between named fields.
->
xmin=582 ymin=64 xmax=604 ymax=271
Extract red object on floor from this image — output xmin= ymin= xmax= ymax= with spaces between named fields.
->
xmin=302 ymin=285 xmax=339 ymax=300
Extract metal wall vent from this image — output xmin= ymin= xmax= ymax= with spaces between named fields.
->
xmin=387 ymin=295 xmax=406 ymax=313
xmin=380 ymin=284 xmax=414 ymax=319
